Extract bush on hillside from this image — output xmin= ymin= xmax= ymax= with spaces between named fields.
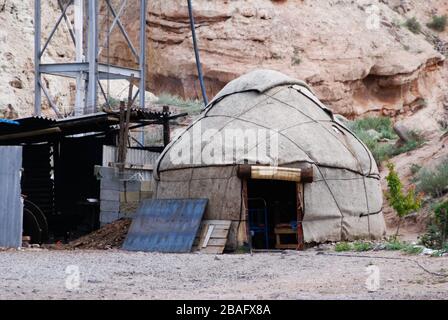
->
xmin=420 ymin=201 xmax=448 ymax=249
xmin=427 ymin=15 xmax=448 ymax=32
xmin=386 ymin=163 xmax=422 ymax=237
xmin=155 ymin=93 xmax=203 ymax=115
xmin=416 ymin=158 xmax=448 ymax=198
xmin=405 ymin=17 xmax=421 ymax=34
xmin=348 ymin=117 xmax=425 ymax=164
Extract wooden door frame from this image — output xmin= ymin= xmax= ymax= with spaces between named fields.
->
xmin=296 ymin=183 xmax=305 ymax=250
xmin=242 ymin=178 xmax=305 ymax=251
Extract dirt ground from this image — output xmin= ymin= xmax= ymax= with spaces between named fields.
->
xmin=0 ymin=249 xmax=447 ymax=300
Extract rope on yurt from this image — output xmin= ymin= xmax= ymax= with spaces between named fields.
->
xmin=154 ymin=88 xmax=284 ymax=179
xmin=267 ymin=88 xmax=377 ymax=238
xmin=187 ymin=0 xmax=209 ymax=106
xmin=201 ymin=110 xmax=347 ymax=225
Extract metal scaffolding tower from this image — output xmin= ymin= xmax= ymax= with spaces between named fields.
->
xmin=34 ymin=0 xmax=147 ymax=117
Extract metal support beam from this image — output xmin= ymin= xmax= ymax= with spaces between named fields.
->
xmin=103 ymin=0 xmax=140 ymax=62
xmin=139 ymin=0 xmax=147 ymax=144
xmin=139 ymin=0 xmax=147 ymax=109
xmin=40 ymin=0 xmax=73 ymax=58
xmin=87 ymin=0 xmax=98 ymax=114
xmin=40 ymin=63 xmax=141 ymax=80
xmin=34 ymin=0 xmax=148 ymax=120
xmin=57 ymin=0 xmax=77 ymax=46
xmin=34 ymin=0 xmax=42 ymax=116
xmin=74 ymin=0 xmax=85 ymax=116
xmin=39 ymin=79 xmax=63 ymax=118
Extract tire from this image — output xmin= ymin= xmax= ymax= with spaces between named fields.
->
xmin=24 ymin=200 xmax=49 ymax=242
xmin=23 ymin=208 xmax=42 ymax=245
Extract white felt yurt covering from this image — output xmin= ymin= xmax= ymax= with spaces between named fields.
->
xmin=154 ymin=70 xmax=386 ymax=249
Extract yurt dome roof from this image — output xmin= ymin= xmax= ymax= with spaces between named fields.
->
xmin=155 ymin=69 xmax=378 ymax=180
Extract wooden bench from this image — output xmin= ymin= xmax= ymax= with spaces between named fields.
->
xmin=274 ymin=225 xmax=298 ymax=250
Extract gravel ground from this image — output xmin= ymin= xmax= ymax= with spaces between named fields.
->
xmin=0 ymin=249 xmax=447 ymax=300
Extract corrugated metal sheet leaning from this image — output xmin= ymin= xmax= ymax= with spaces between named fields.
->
xmin=0 ymin=146 xmax=23 ymax=248
xmin=123 ymin=199 xmax=208 ymax=253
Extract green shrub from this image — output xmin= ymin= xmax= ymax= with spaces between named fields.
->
xmin=410 ymin=164 xmax=422 ymax=175
xmin=402 ymin=245 xmax=424 ymax=255
xmin=416 ymin=158 xmax=448 ymax=198
xmin=420 ymin=223 xmax=442 ymax=249
xmin=421 ymin=202 xmax=448 ymax=249
xmin=435 ymin=202 xmax=448 ymax=242
xmin=291 ymin=47 xmax=301 ymax=66
xmin=335 ymin=242 xmax=352 ymax=252
xmin=386 ymin=163 xmax=423 ymax=237
xmin=427 ymin=15 xmax=448 ymax=32
xmin=349 ymin=117 xmax=397 ymax=140
xmin=394 ymin=131 xmax=425 ymax=153
xmin=349 ymin=117 xmax=396 ymax=163
xmin=234 ymin=245 xmax=251 ymax=254
xmin=155 ymin=93 xmax=203 ymax=115
xmin=348 ymin=118 xmax=424 ymax=164
xmin=384 ymin=239 xmax=408 ymax=251
xmin=405 ymin=17 xmax=421 ymax=34
xmin=354 ymin=130 xmax=391 ymax=163
xmin=420 ymin=201 xmax=448 ymax=251
xmin=353 ymin=241 xmax=374 ymax=252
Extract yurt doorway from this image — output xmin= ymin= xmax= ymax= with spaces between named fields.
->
xmin=247 ymin=180 xmax=300 ymax=250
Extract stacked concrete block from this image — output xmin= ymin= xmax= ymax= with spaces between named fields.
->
xmin=96 ymin=166 xmax=154 ymax=226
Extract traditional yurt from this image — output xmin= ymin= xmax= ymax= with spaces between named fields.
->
xmin=153 ymin=69 xmax=386 ymax=250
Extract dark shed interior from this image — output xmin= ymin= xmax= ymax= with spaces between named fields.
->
xmin=0 ymin=109 xmax=186 ymax=244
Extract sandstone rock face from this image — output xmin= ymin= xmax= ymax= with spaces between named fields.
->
xmin=0 ymin=1 xmax=75 ymax=118
xmin=109 ymin=0 xmax=448 ymax=137
xmin=1 ymin=0 xmax=448 ymax=135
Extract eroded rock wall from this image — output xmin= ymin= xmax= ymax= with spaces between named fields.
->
xmin=109 ymin=0 xmax=448 ymax=136
xmin=1 ymin=0 xmax=448 ymax=132
xmin=0 ymin=0 xmax=75 ymax=118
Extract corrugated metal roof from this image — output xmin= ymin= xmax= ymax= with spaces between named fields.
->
xmin=0 ymin=109 xmax=186 ymax=144
xmin=123 ymin=199 xmax=208 ymax=253
xmin=0 ymin=119 xmax=19 ymax=125
xmin=0 ymin=116 xmax=56 ymax=135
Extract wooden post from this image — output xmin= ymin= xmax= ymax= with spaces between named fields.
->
xmin=117 ymin=101 xmax=126 ymax=169
xmin=242 ymin=178 xmax=252 ymax=252
xmin=296 ymin=183 xmax=305 ymax=250
xmin=163 ymin=106 xmax=171 ymax=147
xmin=442 ymin=208 xmax=447 ymax=245
xmin=117 ymin=76 xmax=135 ymax=172
xmin=122 ymin=75 xmax=134 ymax=163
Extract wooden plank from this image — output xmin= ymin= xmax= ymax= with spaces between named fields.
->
xmin=202 ymin=225 xmax=215 ymax=248
xmin=198 ymin=222 xmax=231 ymax=230
xmin=197 ymin=225 xmax=230 ymax=233
xmin=201 ymin=220 xmax=232 ymax=226
xmin=194 ymin=220 xmax=231 ymax=254
xmin=274 ymin=228 xmax=296 ymax=235
xmin=195 ymin=237 xmax=229 ymax=246
xmin=205 ymin=238 xmax=228 ymax=246
xmin=199 ymin=246 xmax=226 ymax=254
xmin=196 ymin=227 xmax=229 ymax=241
xmin=276 ymin=244 xmax=298 ymax=250
xmin=208 ymin=229 xmax=229 ymax=239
